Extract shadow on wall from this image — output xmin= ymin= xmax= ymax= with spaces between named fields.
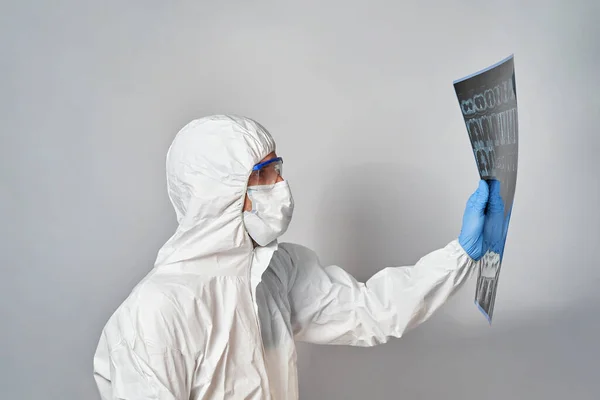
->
xmin=295 ymin=301 xmax=600 ymax=400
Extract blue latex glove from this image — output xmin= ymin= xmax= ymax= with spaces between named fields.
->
xmin=458 ymin=180 xmax=489 ymax=260
xmin=482 ymin=179 xmax=507 ymax=256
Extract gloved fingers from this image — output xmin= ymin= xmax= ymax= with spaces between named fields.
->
xmin=488 ymin=178 xmax=500 ymax=196
xmin=486 ymin=179 xmax=505 ymax=214
xmin=467 ymin=179 xmax=489 ymax=213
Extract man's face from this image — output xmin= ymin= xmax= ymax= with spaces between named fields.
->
xmin=243 ymin=152 xmax=283 ymax=212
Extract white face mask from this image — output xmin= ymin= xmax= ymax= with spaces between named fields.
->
xmin=243 ymin=180 xmax=294 ymax=246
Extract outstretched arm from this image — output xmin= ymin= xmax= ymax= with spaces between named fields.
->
xmin=285 ymin=180 xmax=490 ymax=347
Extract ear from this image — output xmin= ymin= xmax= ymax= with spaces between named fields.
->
xmin=243 ymin=193 xmax=252 ymax=212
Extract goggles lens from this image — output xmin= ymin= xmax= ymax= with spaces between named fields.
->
xmin=249 ymin=157 xmax=283 ymax=186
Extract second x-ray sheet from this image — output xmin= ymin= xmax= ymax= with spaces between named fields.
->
xmin=453 ymin=55 xmax=518 ymax=323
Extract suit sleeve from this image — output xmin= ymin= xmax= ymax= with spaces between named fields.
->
xmin=284 ymin=240 xmax=478 ymax=346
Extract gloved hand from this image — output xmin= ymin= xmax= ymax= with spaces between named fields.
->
xmin=458 ymin=180 xmax=489 ymax=260
xmin=482 ymin=179 xmax=507 ymax=256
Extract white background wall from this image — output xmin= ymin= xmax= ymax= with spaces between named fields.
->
xmin=2 ymin=1 xmax=599 ymax=399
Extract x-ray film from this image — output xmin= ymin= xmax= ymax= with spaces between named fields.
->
xmin=453 ymin=55 xmax=518 ymax=323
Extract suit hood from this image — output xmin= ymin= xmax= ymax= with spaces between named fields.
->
xmin=154 ymin=115 xmax=276 ymax=269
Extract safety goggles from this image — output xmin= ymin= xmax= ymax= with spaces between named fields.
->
xmin=248 ymin=157 xmax=283 ymax=186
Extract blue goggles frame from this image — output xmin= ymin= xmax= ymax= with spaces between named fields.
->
xmin=252 ymin=157 xmax=283 ymax=171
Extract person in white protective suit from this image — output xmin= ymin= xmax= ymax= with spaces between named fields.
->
xmin=93 ymin=114 xmax=492 ymax=399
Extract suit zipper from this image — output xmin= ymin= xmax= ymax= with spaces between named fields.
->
xmin=248 ymin=257 xmax=270 ymax=390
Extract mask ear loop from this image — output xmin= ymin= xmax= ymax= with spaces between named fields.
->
xmin=242 ymin=157 xmax=268 ymax=248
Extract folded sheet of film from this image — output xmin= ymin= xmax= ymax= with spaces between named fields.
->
xmin=453 ymin=55 xmax=519 ymax=323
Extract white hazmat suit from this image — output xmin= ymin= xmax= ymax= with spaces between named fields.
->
xmin=93 ymin=115 xmax=479 ymax=399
